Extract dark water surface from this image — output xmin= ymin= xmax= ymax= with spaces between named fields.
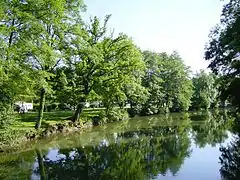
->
xmin=0 ymin=110 xmax=238 ymax=180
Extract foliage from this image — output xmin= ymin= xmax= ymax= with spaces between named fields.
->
xmin=191 ymin=70 xmax=219 ymax=110
xmin=0 ymin=105 xmax=15 ymax=129
xmin=62 ymin=15 xmax=146 ymax=122
xmin=0 ymin=49 xmax=34 ymax=128
xmin=162 ymin=52 xmax=193 ymax=112
xmin=0 ymin=0 xmax=229 ymax=133
xmin=140 ymin=51 xmax=165 ymax=115
xmin=141 ymin=51 xmax=193 ymax=115
xmin=99 ymin=108 xmax=129 ymax=123
xmin=205 ymin=0 xmax=240 ymax=109
xmin=0 ymin=0 xmax=85 ymax=129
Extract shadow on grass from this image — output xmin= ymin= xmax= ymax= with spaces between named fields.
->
xmin=18 ymin=111 xmax=74 ymax=123
xmin=18 ymin=109 xmax=102 ymax=123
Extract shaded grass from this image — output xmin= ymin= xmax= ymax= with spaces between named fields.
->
xmin=18 ymin=111 xmax=73 ymax=122
xmin=0 ymin=109 xmax=103 ymax=150
xmin=16 ymin=108 xmax=103 ymax=127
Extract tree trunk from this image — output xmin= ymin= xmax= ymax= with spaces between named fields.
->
xmin=36 ymin=149 xmax=46 ymax=180
xmin=72 ymin=99 xmax=86 ymax=123
xmin=35 ymin=88 xmax=46 ymax=129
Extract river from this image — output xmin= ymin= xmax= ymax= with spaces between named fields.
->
xmin=0 ymin=110 xmax=237 ymax=180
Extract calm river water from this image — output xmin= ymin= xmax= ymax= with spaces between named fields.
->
xmin=0 ymin=110 xmax=238 ymax=180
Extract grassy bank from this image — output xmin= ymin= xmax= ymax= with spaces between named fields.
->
xmin=0 ymin=108 xmax=103 ymax=151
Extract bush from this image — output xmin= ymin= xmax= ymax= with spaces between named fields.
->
xmin=127 ymin=104 xmax=143 ymax=117
xmin=140 ymin=104 xmax=159 ymax=116
xmin=0 ymin=128 xmax=35 ymax=150
xmin=0 ymin=105 xmax=15 ymax=129
xmin=99 ymin=109 xmax=129 ymax=123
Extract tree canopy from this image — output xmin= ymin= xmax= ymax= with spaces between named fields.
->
xmin=141 ymin=51 xmax=193 ymax=115
xmin=191 ymin=70 xmax=219 ymax=110
xmin=205 ymin=0 xmax=240 ymax=109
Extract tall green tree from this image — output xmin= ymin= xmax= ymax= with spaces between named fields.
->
xmin=0 ymin=60 xmax=34 ymax=128
xmin=65 ymin=15 xmax=145 ymax=122
xmin=141 ymin=51 xmax=164 ymax=114
xmin=0 ymin=0 xmax=85 ymax=128
xmin=0 ymin=0 xmax=37 ymax=127
xmin=141 ymin=51 xmax=193 ymax=115
xmin=191 ymin=70 xmax=219 ymax=110
xmin=205 ymin=0 xmax=240 ymax=109
xmin=161 ymin=52 xmax=193 ymax=112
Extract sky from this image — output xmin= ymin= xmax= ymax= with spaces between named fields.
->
xmin=83 ymin=0 xmax=226 ymax=73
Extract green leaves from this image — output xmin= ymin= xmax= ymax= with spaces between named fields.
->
xmin=0 ymin=0 xmax=229 ymax=128
xmin=205 ymin=0 xmax=240 ymax=108
xmin=141 ymin=51 xmax=193 ymax=115
xmin=0 ymin=0 xmax=86 ymax=127
xmin=191 ymin=71 xmax=219 ymax=110
xmin=62 ymin=15 xmax=146 ymax=119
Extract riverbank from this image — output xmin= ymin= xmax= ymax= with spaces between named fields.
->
xmin=0 ymin=108 xmax=231 ymax=152
xmin=0 ymin=109 xmax=103 ymax=152
xmin=0 ymin=111 xmax=233 ymax=180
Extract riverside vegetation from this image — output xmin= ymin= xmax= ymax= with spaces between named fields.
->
xmin=1 ymin=0 xmax=240 ymax=179
xmin=0 ymin=0 xmax=240 ymax=175
xmin=0 ymin=0 xmax=229 ymax=148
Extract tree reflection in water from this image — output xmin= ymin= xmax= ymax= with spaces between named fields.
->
xmin=219 ymin=118 xmax=240 ymax=180
xmin=0 ymin=111 xmax=234 ymax=180
xmin=35 ymin=130 xmax=191 ymax=179
xmin=191 ymin=110 xmax=230 ymax=148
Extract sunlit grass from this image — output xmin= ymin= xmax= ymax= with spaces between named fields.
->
xmin=0 ymin=109 xmax=103 ymax=150
xmin=8 ymin=109 xmax=103 ymax=131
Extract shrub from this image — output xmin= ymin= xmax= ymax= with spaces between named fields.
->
xmin=127 ymin=105 xmax=142 ymax=117
xmin=140 ymin=104 xmax=158 ymax=116
xmin=0 ymin=105 xmax=15 ymax=129
xmin=99 ymin=109 xmax=129 ymax=123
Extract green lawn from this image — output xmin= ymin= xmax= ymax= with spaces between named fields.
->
xmin=15 ymin=108 xmax=103 ymax=128
xmin=0 ymin=109 xmax=103 ymax=150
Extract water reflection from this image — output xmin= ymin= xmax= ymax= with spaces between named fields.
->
xmin=35 ymin=136 xmax=191 ymax=179
xmin=191 ymin=110 xmax=229 ymax=148
xmin=219 ymin=119 xmax=240 ymax=180
xmin=0 ymin=111 xmax=234 ymax=180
